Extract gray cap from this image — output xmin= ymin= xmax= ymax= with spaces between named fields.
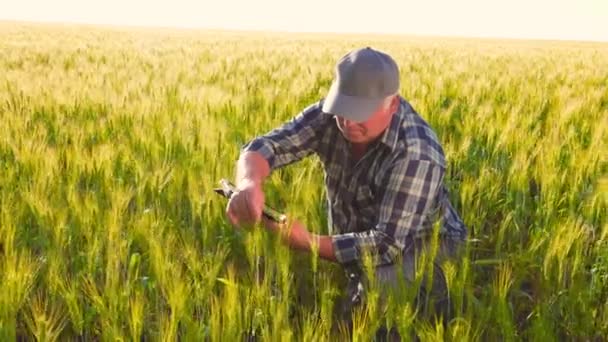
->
xmin=322 ymin=47 xmax=400 ymax=123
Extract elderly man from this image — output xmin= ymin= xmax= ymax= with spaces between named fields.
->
xmin=226 ymin=47 xmax=467 ymax=337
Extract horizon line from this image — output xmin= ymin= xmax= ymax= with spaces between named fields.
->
xmin=2 ymin=18 xmax=607 ymax=44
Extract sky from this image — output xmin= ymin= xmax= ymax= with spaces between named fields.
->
xmin=1 ymin=0 xmax=607 ymax=42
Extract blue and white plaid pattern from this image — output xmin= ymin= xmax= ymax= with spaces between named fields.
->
xmin=241 ymin=97 xmax=467 ymax=267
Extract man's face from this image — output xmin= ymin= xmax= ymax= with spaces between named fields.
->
xmin=335 ymin=95 xmax=398 ymax=144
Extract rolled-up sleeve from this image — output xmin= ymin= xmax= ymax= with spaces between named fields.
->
xmin=241 ymin=101 xmax=327 ymax=170
xmin=331 ymin=158 xmax=444 ymax=267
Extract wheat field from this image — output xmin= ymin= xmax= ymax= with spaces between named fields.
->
xmin=0 ymin=22 xmax=607 ymax=340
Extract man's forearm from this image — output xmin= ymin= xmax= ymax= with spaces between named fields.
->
xmin=312 ymin=234 xmax=338 ymax=263
xmin=264 ymin=217 xmax=338 ymax=263
xmin=281 ymin=223 xmax=338 ymax=262
xmin=284 ymin=232 xmax=338 ymax=263
xmin=236 ymin=151 xmax=271 ymax=187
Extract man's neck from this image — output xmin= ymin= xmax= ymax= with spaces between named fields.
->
xmin=351 ymin=142 xmax=368 ymax=161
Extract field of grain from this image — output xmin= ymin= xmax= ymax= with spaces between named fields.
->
xmin=0 ymin=22 xmax=607 ymax=340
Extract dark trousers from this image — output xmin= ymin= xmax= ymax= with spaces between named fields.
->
xmin=338 ymin=236 xmax=464 ymax=341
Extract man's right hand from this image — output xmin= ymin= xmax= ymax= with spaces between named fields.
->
xmin=225 ymin=178 xmax=265 ymax=228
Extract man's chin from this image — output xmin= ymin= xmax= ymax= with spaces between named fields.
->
xmin=341 ymin=132 xmax=368 ymax=143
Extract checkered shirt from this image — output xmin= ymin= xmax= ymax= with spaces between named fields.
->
xmin=241 ymin=96 xmax=467 ymax=268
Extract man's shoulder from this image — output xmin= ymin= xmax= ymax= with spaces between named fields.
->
xmin=395 ymin=98 xmax=446 ymax=168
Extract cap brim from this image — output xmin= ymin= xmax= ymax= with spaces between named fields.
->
xmin=321 ymin=82 xmax=384 ymax=123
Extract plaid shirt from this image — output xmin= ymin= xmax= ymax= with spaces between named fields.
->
xmin=241 ymin=97 xmax=467 ymax=268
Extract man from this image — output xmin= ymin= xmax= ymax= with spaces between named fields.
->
xmin=226 ymin=47 xmax=467 ymax=336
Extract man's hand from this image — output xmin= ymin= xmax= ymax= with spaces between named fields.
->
xmin=261 ymin=216 xmax=312 ymax=251
xmin=261 ymin=216 xmax=337 ymax=262
xmin=225 ymin=178 xmax=265 ymax=228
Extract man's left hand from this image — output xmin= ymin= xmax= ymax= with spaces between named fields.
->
xmin=261 ymin=216 xmax=313 ymax=252
xmin=260 ymin=215 xmax=338 ymax=262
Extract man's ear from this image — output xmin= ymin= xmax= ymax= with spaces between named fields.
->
xmin=390 ymin=95 xmax=399 ymax=111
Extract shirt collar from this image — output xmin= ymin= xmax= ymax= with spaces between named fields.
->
xmin=377 ymin=101 xmax=404 ymax=152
